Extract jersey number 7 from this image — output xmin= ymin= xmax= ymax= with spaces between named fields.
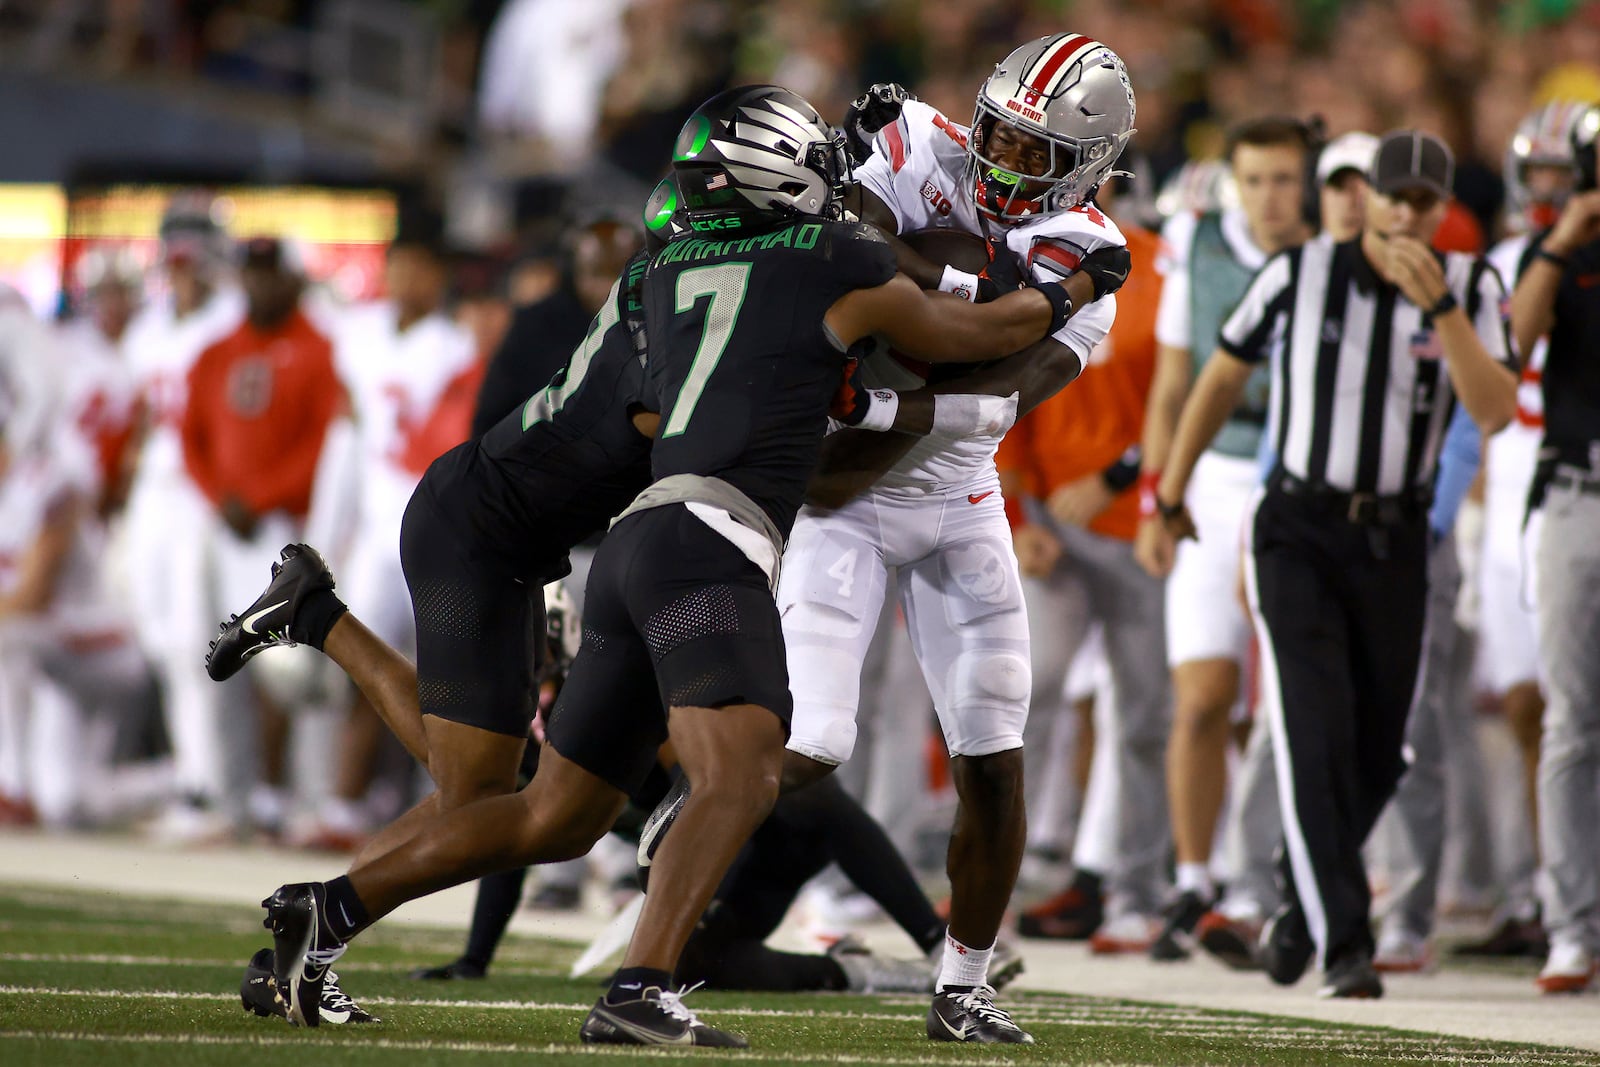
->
xmin=661 ymin=262 xmax=753 ymax=438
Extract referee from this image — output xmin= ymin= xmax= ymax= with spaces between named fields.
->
xmin=1151 ymin=129 xmax=1517 ymax=998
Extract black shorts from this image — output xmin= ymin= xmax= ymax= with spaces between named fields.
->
xmin=546 ymin=504 xmax=792 ymax=795
xmin=399 ymin=492 xmax=541 ymax=738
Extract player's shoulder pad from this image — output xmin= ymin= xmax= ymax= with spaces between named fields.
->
xmin=817 ymin=219 xmax=897 ymax=288
xmin=1015 ymin=204 xmax=1126 ymax=281
xmin=871 ymin=99 xmax=969 ymax=176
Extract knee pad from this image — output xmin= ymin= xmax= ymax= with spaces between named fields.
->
xmin=786 ymin=706 xmax=857 ymax=766
xmin=942 ymin=649 xmax=1031 ymax=758
xmin=961 ymin=649 xmax=1032 ymax=704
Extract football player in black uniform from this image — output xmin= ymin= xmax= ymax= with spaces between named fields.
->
xmin=237 ymin=85 xmax=1118 ymax=1050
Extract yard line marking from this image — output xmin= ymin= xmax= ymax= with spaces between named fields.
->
xmin=0 ymin=952 xmax=553 ymax=975
xmin=0 ymin=1030 xmax=1162 ymax=1066
xmin=1 ymin=984 xmax=1597 ymax=1063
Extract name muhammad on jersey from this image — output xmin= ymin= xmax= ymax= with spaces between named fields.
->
xmin=655 ymin=222 xmax=829 ymax=265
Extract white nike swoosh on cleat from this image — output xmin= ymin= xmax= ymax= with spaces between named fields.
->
xmin=934 ymin=1011 xmax=968 ymax=1041
xmin=242 ymin=601 xmax=289 ymax=636
xmin=599 ymin=1010 xmax=693 ymax=1046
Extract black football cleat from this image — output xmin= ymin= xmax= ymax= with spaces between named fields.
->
xmin=1318 ymin=951 xmax=1384 ymax=999
xmin=206 ymin=544 xmax=338 ymax=681
xmin=261 ymin=883 xmax=348 ymax=1028
xmin=926 ymin=985 xmax=1034 ymax=1044
xmin=579 ymin=986 xmax=748 ymax=1047
xmin=242 ymin=947 xmax=379 ymax=1023
xmin=1259 ymin=902 xmax=1315 ymax=986
xmin=1016 ymin=870 xmax=1103 ymax=940
xmin=1150 ymin=889 xmax=1210 ymax=962
xmin=409 ymin=957 xmax=487 ymax=981
xmin=635 ymin=775 xmax=690 ymax=893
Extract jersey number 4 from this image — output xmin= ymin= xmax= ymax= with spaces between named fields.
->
xmin=661 ymin=262 xmax=752 ymax=438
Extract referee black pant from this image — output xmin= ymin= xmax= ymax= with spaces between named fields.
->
xmin=1245 ymin=486 xmax=1429 ymax=971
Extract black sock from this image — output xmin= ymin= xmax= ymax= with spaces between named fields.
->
xmin=1075 ymin=867 xmax=1104 ymax=898
xmin=462 ymin=868 xmax=529 ymax=970
xmin=607 ymin=966 xmax=673 ymax=1004
xmin=322 ymin=876 xmax=369 ymax=941
xmin=293 ymin=589 xmax=348 ymax=650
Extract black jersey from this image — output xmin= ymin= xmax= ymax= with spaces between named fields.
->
xmin=643 ymin=219 xmax=896 ymax=536
xmin=419 ymin=252 xmax=655 ymax=583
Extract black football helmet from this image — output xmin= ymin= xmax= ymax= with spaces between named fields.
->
xmin=670 ymin=85 xmax=852 ymax=232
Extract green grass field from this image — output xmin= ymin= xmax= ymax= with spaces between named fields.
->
xmin=0 ymin=885 xmax=1589 ymax=1066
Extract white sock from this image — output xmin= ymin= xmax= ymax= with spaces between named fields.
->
xmin=249 ymin=784 xmax=287 ymax=828
xmin=1176 ymin=863 xmax=1214 ymax=899
xmin=937 ymin=930 xmax=994 ymax=991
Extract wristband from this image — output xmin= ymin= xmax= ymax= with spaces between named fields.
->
xmin=1028 ymin=281 xmax=1074 ymax=336
xmin=1428 ymin=290 xmax=1459 ymax=317
xmin=856 ymin=388 xmax=900 ymax=432
xmin=1535 ymin=247 xmax=1571 ymax=270
xmin=938 ymin=265 xmax=983 ymax=303
xmin=1137 ymin=469 xmax=1162 ymax=519
xmin=1102 ymin=444 xmax=1142 ymax=493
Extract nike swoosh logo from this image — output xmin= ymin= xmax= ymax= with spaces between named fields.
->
xmin=599 ymin=1008 xmax=693 ymax=1045
xmin=935 ymin=1011 xmax=968 ymax=1041
xmin=242 ymin=601 xmax=288 ymax=635
xmin=967 ymin=492 xmax=994 ymax=504
xmin=337 ymin=901 xmax=354 ymax=928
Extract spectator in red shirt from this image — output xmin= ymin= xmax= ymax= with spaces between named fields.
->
xmin=181 ymin=237 xmax=346 ymax=838
xmin=182 ymin=238 xmax=343 ymax=536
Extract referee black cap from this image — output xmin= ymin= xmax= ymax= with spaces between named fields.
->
xmin=1371 ymin=130 xmax=1454 ymax=199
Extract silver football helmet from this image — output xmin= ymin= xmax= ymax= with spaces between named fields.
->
xmin=967 ymin=34 xmax=1137 ymax=221
xmin=671 ymin=85 xmax=852 ymax=232
xmin=1504 ymin=99 xmax=1598 ymax=233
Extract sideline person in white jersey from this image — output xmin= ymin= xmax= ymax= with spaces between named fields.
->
xmin=779 ymin=34 xmax=1134 ymax=1035
xmin=311 ymin=219 xmax=476 ymax=848
xmin=118 ymin=199 xmax=244 ymax=841
xmin=1133 ymin=117 xmax=1316 ymax=956
xmin=1464 ymin=102 xmax=1591 ymax=959
xmin=0 ymin=423 xmax=149 ymax=828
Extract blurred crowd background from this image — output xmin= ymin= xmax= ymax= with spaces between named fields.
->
xmin=0 ymin=0 xmax=1596 ymax=971
xmin=2 ymin=0 xmax=1597 ymax=300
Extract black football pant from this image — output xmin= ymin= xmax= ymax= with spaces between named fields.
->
xmin=1246 ymin=488 xmax=1428 ymax=972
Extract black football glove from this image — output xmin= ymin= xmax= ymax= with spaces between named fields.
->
xmin=1078 ymin=244 xmax=1133 ymax=301
xmin=842 ymin=83 xmax=916 ymax=164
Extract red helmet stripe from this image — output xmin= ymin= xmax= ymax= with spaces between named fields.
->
xmin=1028 ymin=34 xmax=1095 ymax=97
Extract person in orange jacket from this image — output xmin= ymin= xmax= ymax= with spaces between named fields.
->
xmin=181 ymin=237 xmax=345 ymax=838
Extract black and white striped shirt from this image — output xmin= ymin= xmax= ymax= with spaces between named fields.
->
xmin=1219 ymin=234 xmax=1512 ymax=496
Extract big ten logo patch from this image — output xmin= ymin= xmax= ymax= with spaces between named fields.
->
xmin=225 ymin=356 xmax=274 ymax=417
xmin=920 ymin=180 xmax=954 ymax=217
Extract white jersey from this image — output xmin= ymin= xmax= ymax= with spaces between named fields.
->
xmin=0 ymin=301 xmax=68 ymax=459
xmin=0 ymin=434 xmax=122 ymax=639
xmin=1484 ymin=235 xmax=1545 ymax=514
xmin=121 ymin=286 xmax=244 ymax=489
xmin=332 ymin=303 xmax=477 ymax=530
xmin=857 ymin=100 xmax=1121 ymax=491
xmin=56 ymin=320 xmax=139 ymax=497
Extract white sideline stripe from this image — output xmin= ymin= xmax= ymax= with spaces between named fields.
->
xmin=0 ymin=1031 xmax=1076 ymax=1065
xmin=0 ymin=1028 xmax=1587 ymax=1067
xmin=3 ymin=984 xmax=1596 ymax=1062
xmin=0 ymin=952 xmax=552 ymax=975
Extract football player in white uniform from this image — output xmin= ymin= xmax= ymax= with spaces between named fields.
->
xmin=779 ymin=34 xmax=1134 ymax=1044
xmin=119 ymin=202 xmax=244 ymax=841
xmin=1464 ymin=100 xmax=1589 ymax=957
xmin=309 ymin=226 xmax=477 ymax=848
